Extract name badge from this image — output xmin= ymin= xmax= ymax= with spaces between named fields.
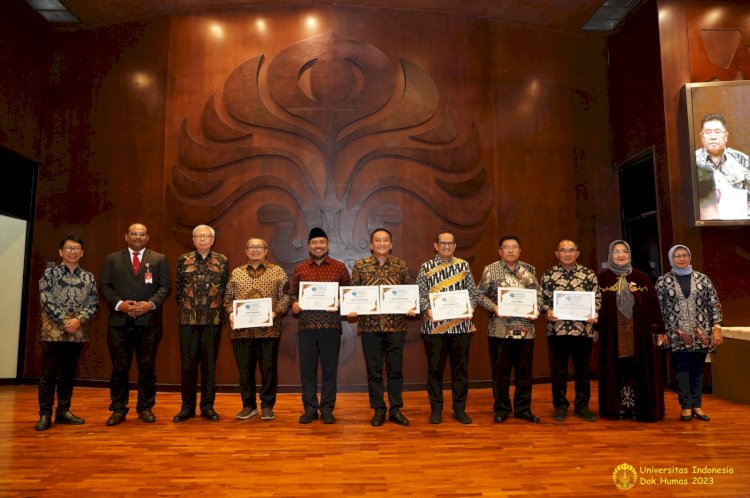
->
xmin=144 ymin=263 xmax=153 ymax=284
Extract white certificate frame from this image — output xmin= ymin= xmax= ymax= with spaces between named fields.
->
xmin=298 ymin=281 xmax=339 ymax=311
xmin=339 ymin=286 xmax=381 ymax=315
xmin=380 ymin=285 xmax=420 ymax=314
xmin=553 ymin=290 xmax=596 ymax=321
xmin=497 ymin=287 xmax=537 ymax=318
xmin=233 ymin=298 xmax=273 ymax=329
xmin=429 ymin=289 xmax=472 ymax=321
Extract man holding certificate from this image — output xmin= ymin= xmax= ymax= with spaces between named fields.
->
xmin=539 ymin=239 xmax=600 ymax=422
xmin=224 ymin=237 xmax=290 ymax=422
xmin=416 ymin=230 xmax=478 ymax=425
xmin=291 ymin=228 xmax=351 ymax=424
xmin=477 ymin=234 xmax=541 ymax=424
xmin=349 ymin=228 xmax=414 ymax=427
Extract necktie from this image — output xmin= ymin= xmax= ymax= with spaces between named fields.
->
xmin=133 ymin=252 xmax=141 ymax=275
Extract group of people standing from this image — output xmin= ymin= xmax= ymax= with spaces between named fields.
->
xmin=34 ymin=223 xmax=724 ymax=432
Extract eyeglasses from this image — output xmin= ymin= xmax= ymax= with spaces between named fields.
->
xmin=556 ymin=248 xmax=578 ymax=254
xmin=127 ymin=231 xmax=147 ymax=237
xmin=62 ymin=247 xmax=82 ymax=252
xmin=247 ymin=245 xmax=267 ymax=250
xmin=437 ymin=241 xmax=456 ymax=247
xmin=501 ymin=245 xmax=519 ymax=251
xmin=701 ymin=129 xmax=727 ymax=136
xmin=673 ymin=253 xmax=690 ymax=259
xmin=612 ymin=250 xmax=630 ymax=255
xmin=193 ymin=234 xmax=213 ymax=240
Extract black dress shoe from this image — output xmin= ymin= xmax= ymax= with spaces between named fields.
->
xmin=371 ymin=410 xmax=386 ymax=427
xmin=172 ymin=409 xmax=195 ymax=423
xmin=299 ymin=411 xmax=319 ymax=424
xmin=573 ymin=408 xmax=597 ymax=422
xmin=680 ymin=414 xmax=692 ymax=422
xmin=692 ymin=411 xmax=710 ymax=421
xmin=494 ymin=412 xmax=509 ymax=423
xmin=138 ymin=409 xmax=156 ymax=423
xmin=389 ymin=412 xmax=410 ymax=426
xmin=429 ymin=409 xmax=443 ymax=424
xmin=201 ymin=408 xmax=219 ymax=421
xmin=55 ymin=409 xmax=85 ymax=425
xmin=452 ymin=410 xmax=472 ymax=424
xmin=321 ymin=411 xmax=336 ymax=424
xmin=106 ymin=411 xmax=127 ymax=426
xmin=553 ymin=408 xmax=567 ymax=421
xmin=515 ymin=411 xmax=541 ymax=423
xmin=35 ymin=414 xmax=52 ymax=431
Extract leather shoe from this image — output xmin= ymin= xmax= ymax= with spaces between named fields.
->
xmin=321 ymin=411 xmax=336 ymax=424
xmin=515 ymin=411 xmax=540 ymax=423
xmin=371 ymin=409 xmax=386 ymax=427
xmin=573 ymin=408 xmax=597 ymax=422
xmin=106 ymin=411 xmax=127 ymax=426
xmin=55 ymin=409 xmax=85 ymax=425
xmin=389 ymin=412 xmax=410 ymax=426
xmin=692 ymin=410 xmax=710 ymax=421
xmin=35 ymin=414 xmax=52 ymax=431
xmin=553 ymin=408 xmax=567 ymax=421
xmin=429 ymin=409 xmax=443 ymax=424
xmin=299 ymin=411 xmax=319 ymax=424
xmin=452 ymin=410 xmax=472 ymax=424
xmin=201 ymin=408 xmax=219 ymax=421
xmin=494 ymin=412 xmax=509 ymax=423
xmin=138 ymin=409 xmax=156 ymax=423
xmin=172 ymin=409 xmax=195 ymax=423
xmin=680 ymin=414 xmax=692 ymax=422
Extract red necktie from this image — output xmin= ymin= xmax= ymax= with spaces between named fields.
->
xmin=132 ymin=252 xmax=141 ymax=275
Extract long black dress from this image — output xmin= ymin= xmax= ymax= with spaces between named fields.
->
xmin=596 ymin=268 xmax=666 ymax=422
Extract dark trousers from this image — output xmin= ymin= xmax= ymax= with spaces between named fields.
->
xmin=423 ymin=333 xmax=471 ymax=412
xmin=38 ymin=341 xmax=84 ymax=416
xmin=179 ymin=325 xmax=220 ymax=412
xmin=548 ymin=335 xmax=593 ymax=412
xmin=107 ymin=325 xmax=161 ymax=414
xmin=298 ymin=329 xmax=340 ymax=415
xmin=361 ymin=332 xmax=405 ymax=415
xmin=232 ymin=338 xmax=280 ymax=409
xmin=672 ymin=351 xmax=707 ymax=409
xmin=492 ymin=337 xmax=534 ymax=415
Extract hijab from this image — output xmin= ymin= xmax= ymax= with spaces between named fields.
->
xmin=607 ymin=240 xmax=634 ymax=319
xmin=668 ymin=244 xmax=693 ymax=276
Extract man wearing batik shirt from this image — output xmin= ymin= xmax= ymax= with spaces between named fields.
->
xmin=477 ymin=234 xmax=541 ymax=424
xmin=540 ymin=239 xmax=600 ymax=422
xmin=173 ymin=224 xmax=229 ymax=424
xmin=224 ymin=237 xmax=290 ymax=422
xmin=695 ymin=113 xmax=750 ymax=217
xmin=416 ymin=230 xmax=478 ymax=425
xmin=349 ymin=228 xmax=414 ymax=427
xmin=35 ymin=235 xmax=99 ymax=431
xmin=291 ymin=227 xmax=351 ymax=425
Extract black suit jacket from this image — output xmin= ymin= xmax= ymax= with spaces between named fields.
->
xmin=100 ymin=248 xmax=172 ymax=327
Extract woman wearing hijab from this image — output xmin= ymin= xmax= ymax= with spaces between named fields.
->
xmin=596 ymin=240 xmax=667 ymax=421
xmin=656 ymin=245 xmax=723 ymax=422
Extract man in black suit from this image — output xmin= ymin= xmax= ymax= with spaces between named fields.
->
xmin=100 ymin=223 xmax=171 ymax=425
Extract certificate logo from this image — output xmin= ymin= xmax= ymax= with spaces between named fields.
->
xmin=612 ymin=463 xmax=637 ymax=490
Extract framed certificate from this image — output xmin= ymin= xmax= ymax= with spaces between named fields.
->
xmin=339 ymin=286 xmax=380 ymax=315
xmin=232 ymin=298 xmax=273 ymax=329
xmin=298 ymin=281 xmax=339 ymax=311
xmin=497 ymin=288 xmax=537 ymax=318
xmin=380 ymin=285 xmax=420 ymax=314
xmin=553 ymin=290 xmax=596 ymax=321
xmin=429 ymin=289 xmax=472 ymax=321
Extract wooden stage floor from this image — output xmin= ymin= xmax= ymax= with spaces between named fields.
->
xmin=1 ymin=383 xmax=748 ymax=497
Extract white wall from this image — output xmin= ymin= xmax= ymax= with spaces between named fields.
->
xmin=0 ymin=215 xmax=26 ymax=379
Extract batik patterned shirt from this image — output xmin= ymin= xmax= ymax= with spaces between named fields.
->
xmin=176 ymin=250 xmax=229 ymax=326
xmin=416 ymin=255 xmax=477 ymax=335
xmin=291 ymin=257 xmax=351 ymax=332
xmin=39 ymin=264 xmax=99 ymax=342
xmin=350 ymin=255 xmax=410 ymax=334
xmin=477 ymin=260 xmax=539 ymax=339
xmin=224 ymin=262 xmax=290 ymax=339
xmin=540 ymin=263 xmax=601 ymax=338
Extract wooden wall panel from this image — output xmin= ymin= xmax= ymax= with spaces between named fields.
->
xmin=23 ymin=5 xmax=611 ymax=390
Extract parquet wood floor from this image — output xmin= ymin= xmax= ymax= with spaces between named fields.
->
xmin=1 ymin=383 xmax=748 ymax=497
